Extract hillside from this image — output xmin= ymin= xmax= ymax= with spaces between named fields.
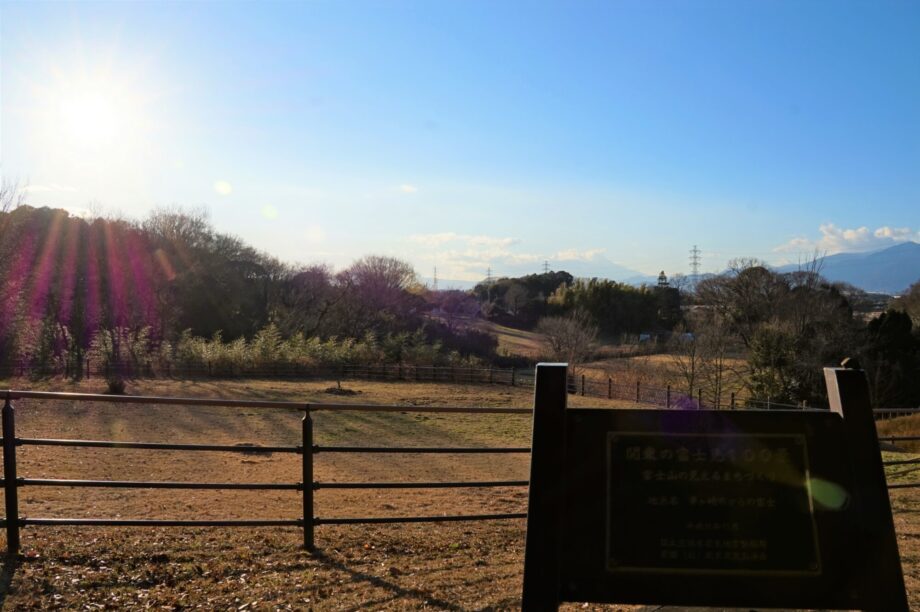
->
xmin=776 ymin=242 xmax=920 ymax=294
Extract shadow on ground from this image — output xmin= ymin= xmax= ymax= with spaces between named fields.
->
xmin=311 ymin=548 xmax=465 ymax=611
xmin=0 ymin=553 xmax=17 ymax=605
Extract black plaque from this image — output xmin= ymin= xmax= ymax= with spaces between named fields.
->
xmin=606 ymin=433 xmax=818 ymax=575
xmin=521 ymin=364 xmax=909 ymax=612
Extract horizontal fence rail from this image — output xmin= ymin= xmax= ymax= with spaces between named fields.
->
xmin=3 ymin=360 xmax=917 ymax=420
xmin=314 ymin=480 xmax=529 ymax=489
xmin=17 ymin=478 xmax=302 ymax=490
xmin=0 ymin=387 xmax=916 ymax=556
xmin=314 ymin=445 xmax=532 ymax=454
xmin=314 ymin=513 xmax=528 ymax=525
xmin=0 ymin=390 xmax=536 ymax=554
xmin=17 ymin=438 xmax=301 ymax=453
xmin=19 ymin=518 xmax=304 ymax=528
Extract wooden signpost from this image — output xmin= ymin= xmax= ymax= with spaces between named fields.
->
xmin=522 ymin=363 xmax=908 ymax=611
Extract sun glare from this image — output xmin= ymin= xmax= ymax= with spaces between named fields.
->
xmin=31 ymin=64 xmax=150 ymax=164
xmin=58 ymin=89 xmax=121 ymax=149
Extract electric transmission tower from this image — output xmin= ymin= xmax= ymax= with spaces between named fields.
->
xmin=689 ymin=245 xmax=701 ymax=284
xmin=542 ymin=260 xmax=550 ymax=274
xmin=432 ymin=266 xmax=438 ymax=291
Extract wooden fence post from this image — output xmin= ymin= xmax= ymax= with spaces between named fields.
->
xmin=730 ymin=392 xmax=736 ymax=410
xmin=698 ymin=388 xmax=703 ymax=409
xmin=511 ymin=367 xmax=516 ymax=387
xmin=3 ymin=396 xmax=20 ymax=554
xmin=608 ymin=377 xmax=612 ymax=400
xmin=581 ymin=374 xmax=585 ymax=396
xmin=667 ymin=385 xmax=671 ymax=408
xmin=522 ymin=363 xmax=568 ymax=610
xmin=302 ymin=407 xmax=314 ymax=551
xmin=635 ymin=380 xmax=640 ymax=403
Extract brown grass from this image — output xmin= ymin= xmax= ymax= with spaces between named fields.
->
xmin=879 ymin=413 xmax=920 ymax=453
xmin=472 ymin=320 xmax=546 ymax=359
xmin=0 ymin=377 xmax=915 ymax=610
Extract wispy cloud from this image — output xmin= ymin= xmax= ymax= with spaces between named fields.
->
xmin=775 ymin=224 xmax=920 ymax=255
xmin=407 ymin=232 xmax=533 ymax=280
xmin=408 ymin=232 xmax=458 ymax=247
xmin=409 ymin=232 xmax=519 ymax=249
xmin=23 ymin=183 xmax=78 ymax=193
xmin=406 ymin=233 xmax=643 ymax=282
xmin=555 ymin=247 xmax=606 ymax=262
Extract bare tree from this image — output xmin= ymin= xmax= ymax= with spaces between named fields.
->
xmin=537 ymin=310 xmax=598 ymax=374
xmin=430 ymin=289 xmax=479 ymax=332
xmin=892 ymin=280 xmax=920 ymax=326
xmin=0 ymin=178 xmax=26 ymax=214
xmin=668 ymin=324 xmax=701 ymax=397
xmin=503 ymin=283 xmax=529 ymax=315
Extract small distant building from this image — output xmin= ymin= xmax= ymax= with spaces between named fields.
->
xmin=657 ymin=270 xmax=669 ymax=288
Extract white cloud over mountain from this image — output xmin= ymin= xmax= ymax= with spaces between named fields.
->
xmin=407 ymin=233 xmax=641 ymax=283
xmin=775 ymin=224 xmax=920 ymax=255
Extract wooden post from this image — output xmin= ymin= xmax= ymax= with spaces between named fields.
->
xmin=667 ymin=385 xmax=671 ymax=408
xmin=635 ymin=380 xmax=640 ymax=403
xmin=3 ymin=396 xmax=20 ymax=554
xmin=697 ymin=388 xmax=703 ymax=409
xmin=824 ymin=367 xmax=908 ymax=611
xmin=608 ymin=377 xmax=612 ymax=400
xmin=581 ymin=374 xmax=585 ymax=396
xmin=730 ymin=391 xmax=736 ymax=410
xmin=302 ymin=408 xmax=314 ymax=551
xmin=511 ymin=367 xmax=516 ymax=387
xmin=521 ymin=363 xmax=568 ymax=610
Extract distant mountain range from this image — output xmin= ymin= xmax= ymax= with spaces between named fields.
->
xmin=775 ymin=241 xmax=920 ymax=295
xmin=423 ymin=242 xmax=920 ymax=295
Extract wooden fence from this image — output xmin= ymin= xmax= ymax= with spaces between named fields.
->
xmin=0 ymin=385 xmax=916 ymax=554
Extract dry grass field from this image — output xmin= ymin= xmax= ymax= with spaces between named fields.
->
xmin=0 ymin=377 xmax=915 ymax=610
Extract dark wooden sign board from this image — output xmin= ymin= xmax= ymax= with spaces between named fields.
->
xmin=522 ymin=364 xmax=908 ymax=611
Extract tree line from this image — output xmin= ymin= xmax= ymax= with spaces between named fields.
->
xmin=1 ymin=204 xmax=917 ymax=408
xmin=669 ymin=261 xmax=920 ymax=408
xmin=0 ymin=206 xmax=495 ymax=377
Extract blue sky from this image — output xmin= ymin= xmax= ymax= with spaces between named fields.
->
xmin=2 ymin=0 xmax=918 ymax=282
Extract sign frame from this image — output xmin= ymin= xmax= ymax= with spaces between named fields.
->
xmin=521 ymin=364 xmax=908 ymax=611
